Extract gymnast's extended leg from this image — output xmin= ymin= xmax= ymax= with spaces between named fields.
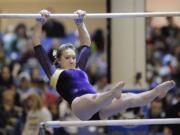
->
xmin=98 ymin=80 xmax=176 ymax=119
xmin=71 ymin=81 xmax=124 ymax=120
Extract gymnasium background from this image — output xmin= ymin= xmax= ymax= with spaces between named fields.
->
xmin=0 ymin=0 xmax=179 ymax=135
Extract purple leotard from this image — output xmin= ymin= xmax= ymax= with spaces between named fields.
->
xmin=34 ymin=45 xmax=96 ymax=105
xmin=56 ymin=69 xmax=96 ymax=104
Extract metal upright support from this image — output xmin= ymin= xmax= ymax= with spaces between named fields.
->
xmin=39 ymin=122 xmax=46 ymax=135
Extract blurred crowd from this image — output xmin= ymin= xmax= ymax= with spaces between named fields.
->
xmin=145 ymin=16 xmax=180 ymax=135
xmin=0 ymin=17 xmax=179 ymax=135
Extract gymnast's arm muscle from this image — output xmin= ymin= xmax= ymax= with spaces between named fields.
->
xmin=74 ymin=10 xmax=91 ymax=47
xmin=77 ymin=23 xmax=91 ymax=47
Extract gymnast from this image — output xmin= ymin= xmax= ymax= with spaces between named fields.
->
xmin=32 ymin=9 xmax=176 ymax=120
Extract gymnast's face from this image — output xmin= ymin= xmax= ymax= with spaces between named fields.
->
xmin=58 ymin=48 xmax=76 ymax=69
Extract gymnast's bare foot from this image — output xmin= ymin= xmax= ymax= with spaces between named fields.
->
xmin=111 ymin=81 xmax=125 ymax=98
xmin=155 ymin=80 xmax=176 ymax=98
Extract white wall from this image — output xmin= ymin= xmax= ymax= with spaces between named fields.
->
xmin=111 ymin=0 xmax=146 ymax=89
xmin=146 ymin=0 xmax=180 ymax=27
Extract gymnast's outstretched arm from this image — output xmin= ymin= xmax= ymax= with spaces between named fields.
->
xmin=32 ymin=10 xmax=55 ymax=79
xmin=75 ymin=10 xmax=91 ymax=70
xmin=74 ymin=10 xmax=91 ymax=46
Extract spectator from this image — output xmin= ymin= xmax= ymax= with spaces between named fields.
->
xmin=148 ymin=98 xmax=164 ymax=135
xmin=164 ymin=92 xmax=180 ymax=135
xmin=0 ymin=45 xmax=11 ymax=69
xmin=0 ymin=89 xmax=22 ymax=135
xmin=22 ymin=93 xmax=53 ymax=135
xmin=0 ymin=65 xmax=14 ymax=90
xmin=17 ymin=72 xmax=34 ymax=101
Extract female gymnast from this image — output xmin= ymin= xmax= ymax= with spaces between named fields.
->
xmin=32 ymin=9 xmax=176 ymax=120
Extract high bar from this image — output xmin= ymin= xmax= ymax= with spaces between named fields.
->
xmin=40 ymin=118 xmax=180 ymax=128
xmin=0 ymin=12 xmax=180 ymax=19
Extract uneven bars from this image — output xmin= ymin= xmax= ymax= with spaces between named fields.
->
xmin=40 ymin=118 xmax=180 ymax=128
xmin=0 ymin=12 xmax=180 ymax=19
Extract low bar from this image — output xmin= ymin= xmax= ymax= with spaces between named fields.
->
xmin=40 ymin=118 xmax=180 ymax=128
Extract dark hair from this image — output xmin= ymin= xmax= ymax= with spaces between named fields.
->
xmin=42 ymin=19 xmax=66 ymax=38
xmin=53 ymin=43 xmax=76 ymax=67
xmin=92 ymin=29 xmax=105 ymax=52
xmin=14 ymin=23 xmax=27 ymax=38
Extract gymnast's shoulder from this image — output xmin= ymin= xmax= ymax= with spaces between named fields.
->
xmin=50 ymin=68 xmax=64 ymax=89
